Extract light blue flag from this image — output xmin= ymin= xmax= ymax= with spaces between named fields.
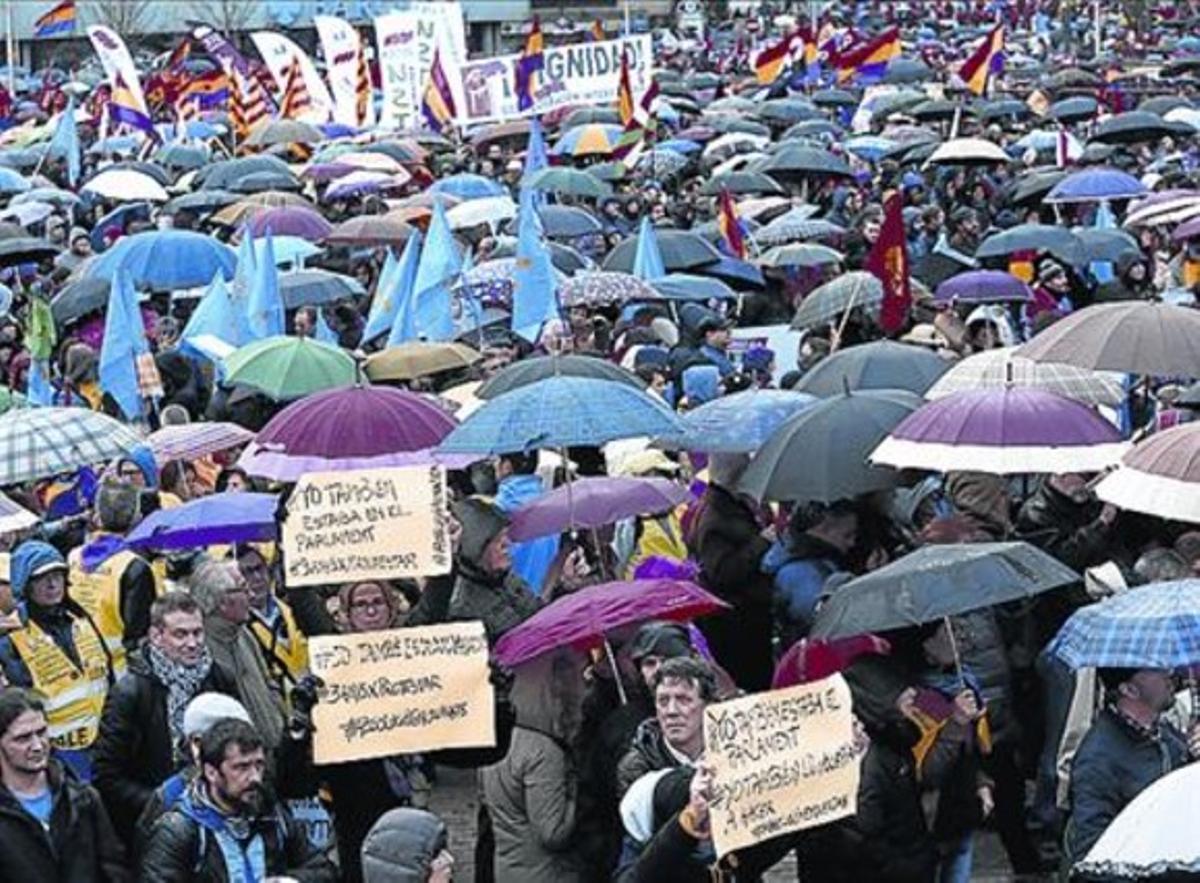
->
xmin=522 ymin=117 xmax=549 ymax=208
xmin=230 ymin=230 xmax=257 ymax=323
xmin=47 ymin=96 xmax=80 ymax=188
xmin=26 ymin=359 xmax=54 ymax=406
xmin=314 ymin=308 xmax=339 ymax=344
xmin=98 ymin=267 xmax=147 ymax=422
xmin=632 ymin=215 xmax=666 ymax=281
xmin=386 ymin=230 xmax=425 ymax=347
xmin=453 ymin=248 xmax=485 ymax=340
xmin=511 ymin=187 xmax=560 ymax=342
xmin=246 ymin=232 xmax=285 ymax=339
xmin=1090 ymin=200 xmax=1116 ymax=284
xmin=411 ymin=203 xmax=461 ymax=342
xmin=182 ymin=271 xmax=253 ymax=351
xmin=363 ymin=247 xmax=401 ymax=342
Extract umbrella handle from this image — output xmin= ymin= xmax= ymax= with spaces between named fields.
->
xmin=604 ymin=637 xmax=628 ymax=706
xmin=943 ymin=614 xmax=965 ymax=690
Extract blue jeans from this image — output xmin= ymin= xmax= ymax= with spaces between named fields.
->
xmin=937 ymin=832 xmax=974 ymax=883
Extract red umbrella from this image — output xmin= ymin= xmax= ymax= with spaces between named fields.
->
xmin=771 ymin=636 xmax=891 ymax=688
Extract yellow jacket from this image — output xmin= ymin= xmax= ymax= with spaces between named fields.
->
xmin=68 ymin=543 xmax=165 ymax=676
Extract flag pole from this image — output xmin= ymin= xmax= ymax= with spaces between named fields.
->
xmin=5 ymin=2 xmax=15 ymax=98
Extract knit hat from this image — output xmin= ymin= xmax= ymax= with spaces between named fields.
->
xmin=69 ymin=226 xmax=89 ymax=245
xmin=182 ymin=693 xmax=252 ymax=740
xmin=10 ymin=540 xmax=67 ymax=600
xmin=628 ymin=622 xmax=692 ymax=664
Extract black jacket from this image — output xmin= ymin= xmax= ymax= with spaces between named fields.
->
xmin=687 ymin=484 xmax=774 ymax=690
xmin=138 ymin=786 xmax=336 ymax=883
xmin=615 ymin=718 xmax=682 ymax=800
xmin=1016 ymin=481 xmax=1113 ymax=572
xmin=93 ymin=647 xmax=238 ymax=845
xmin=0 ymin=758 xmax=130 ymax=883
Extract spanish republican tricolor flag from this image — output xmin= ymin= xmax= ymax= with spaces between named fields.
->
xmin=959 ymin=25 xmax=1005 ymax=96
xmin=753 ymin=30 xmax=796 ymax=85
xmin=110 ymin=74 xmax=158 ymax=141
xmin=717 ymin=189 xmax=747 ymax=260
xmin=835 ymin=27 xmax=901 ymax=85
xmin=421 ymin=48 xmax=457 ymax=133
xmin=589 ymin=19 xmax=605 ymax=42
xmin=616 ymin=46 xmax=635 ymax=127
xmin=34 ymin=0 xmax=76 ymax=38
xmin=515 ymin=17 xmax=545 ymax=112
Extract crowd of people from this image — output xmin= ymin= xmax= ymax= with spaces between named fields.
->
xmin=3 ymin=1 xmax=1200 ymax=881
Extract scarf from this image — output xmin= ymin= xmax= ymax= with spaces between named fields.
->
xmin=147 ymin=642 xmax=213 ymax=758
xmin=179 ymin=782 xmax=267 ymax=883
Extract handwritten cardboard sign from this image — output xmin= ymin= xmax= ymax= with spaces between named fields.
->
xmin=704 ymin=674 xmax=860 ymax=858
xmin=282 ymin=465 xmax=451 ymax=588
xmin=309 ymin=621 xmax=495 ymax=764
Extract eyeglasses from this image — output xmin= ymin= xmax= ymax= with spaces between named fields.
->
xmin=350 ymin=598 xmax=387 ymax=612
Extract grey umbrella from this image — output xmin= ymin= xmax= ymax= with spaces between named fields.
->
xmin=1073 ymin=228 xmax=1142 ymax=263
xmin=51 ymin=276 xmax=111 ymax=326
xmin=477 ymin=354 xmax=644 ymax=400
xmin=602 ymin=230 xmax=723 ymax=274
xmin=790 ymin=271 xmax=883 ymax=331
xmin=883 ymin=58 xmax=933 ymax=84
xmin=762 ymin=144 xmax=852 ymax=179
xmin=699 ymin=171 xmax=784 ymax=196
xmin=0 ymin=237 xmax=58 ymax=268
xmin=737 ymin=389 xmax=923 ymax=503
xmin=278 ymin=269 xmax=366 ymax=309
xmin=1092 ymin=111 xmax=1177 ymax=145
xmin=229 ymin=170 xmax=302 ymax=194
xmin=812 ymin=88 xmax=858 ymax=108
xmin=1048 ymin=96 xmax=1099 ymax=123
xmin=165 ymin=189 xmax=240 ymax=214
xmin=793 ymin=341 xmax=951 ymax=398
xmin=976 ymin=224 xmax=1085 ymax=266
xmin=810 ymin=542 xmax=1079 ymax=640
xmin=198 ymin=156 xmax=291 ymax=190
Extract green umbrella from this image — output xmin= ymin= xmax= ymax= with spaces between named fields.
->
xmin=224 ymin=336 xmax=358 ymax=401
xmin=525 ymin=167 xmax=614 ymax=199
xmin=0 ymin=386 xmax=28 ymax=414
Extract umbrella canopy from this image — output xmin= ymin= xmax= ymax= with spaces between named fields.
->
xmin=278 ymin=269 xmax=366 ymax=308
xmin=429 ymin=173 xmax=506 ymax=200
xmin=1047 ymin=167 xmax=1147 ymax=203
xmin=975 ymin=224 xmax=1085 ymax=266
xmin=558 ymin=272 xmax=658 ymax=308
xmin=477 ymin=354 xmax=644 ymax=399
xmin=507 ymin=476 xmax=690 ymax=542
xmin=699 ymin=171 xmax=784 ymax=196
xmin=0 ymin=236 xmax=57 ymax=268
xmin=1009 ymin=168 xmax=1070 ymax=206
xmin=0 ymin=490 xmax=38 ymax=534
xmin=811 ymin=542 xmax=1079 ymax=640
xmin=737 ymin=390 xmax=923 ymax=503
xmin=934 ymin=270 xmax=1033 ymax=304
xmin=870 ymin=387 xmax=1127 ymax=475
xmin=761 ymin=144 xmax=852 ymax=179
xmin=148 ymin=422 xmax=254 ymax=463
xmin=648 ymin=274 xmax=737 ymax=301
xmin=527 ymin=205 xmax=603 ymax=239
xmin=165 ymin=189 xmax=240 ymax=214
xmin=199 ymin=157 xmax=292 ymax=191
xmin=924 ymin=347 xmax=1124 ymax=407
xmin=81 ymin=168 xmax=169 ymax=202
xmin=244 ymin=206 xmax=332 ymax=242
xmin=1049 ymin=579 xmax=1200 ymax=672
xmin=601 ymin=230 xmax=723 ymax=274
xmin=1074 ymin=228 xmax=1141 ymax=264
xmin=0 ymin=167 xmax=30 ymax=195
xmin=446 ymin=196 xmax=516 ymax=231
xmin=758 ymin=243 xmax=844 ymax=269
xmin=1091 ymin=111 xmax=1176 ymax=145
xmin=244 ymin=119 xmax=325 ymax=147
xmin=224 ymin=336 xmax=357 ymax=401
xmin=924 ymin=137 xmax=1010 ymax=167
xmin=552 ymin=123 xmax=624 ymax=157
xmin=1074 ymin=762 xmax=1200 ymax=879
xmin=124 ymin=492 xmax=279 ymax=552
xmin=211 ymin=192 xmax=312 ymax=226
xmin=439 ymin=376 xmax=682 ymax=455
xmin=1048 ymin=96 xmax=1099 ymax=123
xmin=790 ymin=271 xmax=883 ymax=331
xmin=494 ymin=578 xmax=727 ymax=667
xmin=51 ymin=276 xmax=111 ymax=326
xmin=1096 ymin=423 xmax=1200 ymax=524
xmin=84 ymin=230 xmax=236 ymax=290
xmin=238 ymin=386 xmax=458 ymax=481
xmin=661 ymin=389 xmax=818 ymax=454
xmin=363 ymin=342 xmax=481 ymax=382
xmin=1018 ymin=301 xmax=1200 ymax=377
xmin=525 ymin=167 xmax=613 ymax=199
xmin=229 ymin=170 xmax=303 ymax=194
xmin=0 ymin=407 xmax=144 ymax=485
xmin=794 ymin=341 xmax=951 ymax=397
xmin=324 ymin=215 xmax=414 ymax=247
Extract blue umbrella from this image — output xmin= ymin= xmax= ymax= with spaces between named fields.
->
xmin=1045 ymin=167 xmax=1148 ymax=203
xmin=693 ymin=255 xmax=766 ymax=290
xmin=429 ymin=173 xmax=506 ymax=200
xmin=663 ymin=389 xmax=818 ymax=453
xmin=84 ymin=230 xmax=237 ymax=290
xmin=845 ymin=135 xmax=899 ymax=162
xmin=658 ymin=139 xmax=702 ymax=155
xmin=0 ymin=167 xmax=30 ymax=195
xmin=648 ymin=274 xmax=737 ymax=301
xmin=438 ymin=376 xmax=684 ymax=455
xmin=88 ymin=202 xmax=152 ymax=252
xmin=1048 ymin=580 xmax=1200 ymax=670
xmin=124 ymin=492 xmax=279 ymax=552
xmin=320 ymin=122 xmax=359 ymax=139
xmin=87 ymin=135 xmax=141 ymax=156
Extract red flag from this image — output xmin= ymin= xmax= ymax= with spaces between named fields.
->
xmin=865 ymin=193 xmax=911 ymax=334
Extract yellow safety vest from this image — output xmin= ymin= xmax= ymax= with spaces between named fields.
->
xmin=68 ymin=545 xmax=165 ymax=676
xmin=9 ymin=615 xmax=111 ymax=751
xmin=249 ymin=598 xmax=308 ymax=687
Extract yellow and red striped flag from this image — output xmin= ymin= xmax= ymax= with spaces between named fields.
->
xmin=279 ymin=55 xmax=312 ymax=119
xmin=355 ymin=45 xmax=371 ymax=126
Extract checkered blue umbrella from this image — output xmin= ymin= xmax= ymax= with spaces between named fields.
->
xmin=0 ymin=407 xmax=144 ymax=486
xmin=1048 ymin=580 xmax=1200 ymax=670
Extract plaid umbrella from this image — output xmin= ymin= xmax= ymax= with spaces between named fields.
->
xmin=0 ymin=407 xmax=144 ymax=486
xmin=925 ymin=347 xmax=1124 ymax=407
xmin=1048 ymin=580 xmax=1200 ymax=669
xmin=148 ymin=422 xmax=254 ymax=463
xmin=790 ymin=272 xmax=883 ymax=331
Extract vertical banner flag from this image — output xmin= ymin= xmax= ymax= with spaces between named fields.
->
xmin=866 ymin=192 xmax=912 ymax=334
xmin=250 ymin=31 xmax=334 ymax=123
xmin=958 ymin=25 xmax=1005 ymax=96
xmin=87 ymin=26 xmax=150 ymax=116
xmin=374 ymin=11 xmax=420 ymax=130
xmin=315 ymin=16 xmax=374 ymax=128
xmin=411 ymin=1 xmax=469 ymax=115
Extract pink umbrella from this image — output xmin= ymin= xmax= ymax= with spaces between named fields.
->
xmin=494 ymin=578 xmax=728 ymax=668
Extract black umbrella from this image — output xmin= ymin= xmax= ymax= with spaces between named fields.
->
xmin=911 ymin=99 xmax=962 ymax=121
xmin=976 ymin=98 xmax=1032 ymax=122
xmin=791 ymin=271 xmax=883 ymax=330
xmin=1043 ymin=67 xmax=1101 ymax=89
xmin=812 ymin=88 xmax=858 ymax=108
xmin=1092 ymin=111 xmax=1176 ymax=145
xmin=165 ymin=189 xmax=240 ymax=214
xmin=762 ymin=144 xmax=852 ymax=179
xmin=699 ymin=171 xmax=784 ymax=196
xmin=477 ymin=354 xmax=644 ymax=400
xmin=793 ymin=341 xmax=950 ymax=397
xmin=51 ymin=276 xmax=109 ymax=325
xmin=229 ymin=170 xmax=302 ymax=194
xmin=197 ymin=156 xmax=291 ymax=191
xmin=757 ymin=99 xmax=821 ymax=125
xmin=1008 ymin=168 xmax=1068 ymax=206
xmin=278 ymin=269 xmax=366 ymax=309
xmin=602 ymin=230 xmax=723 ymax=274
xmin=0 ymin=237 xmax=58 ymax=268
xmin=490 ymin=237 xmax=590 ymax=274
xmin=1138 ymin=95 xmax=1194 ymax=116
xmin=737 ymin=389 xmax=923 ymax=503
xmin=976 ymin=224 xmax=1085 ymax=266
xmin=1048 ymin=96 xmax=1098 ymax=123
xmin=883 ymin=58 xmax=933 ymax=84
xmin=811 ymin=542 xmax=1079 ymax=640
xmin=782 ymin=119 xmax=842 ymax=140
xmin=705 ymin=116 xmax=772 ymax=138
xmin=502 ymin=205 xmax=601 ymax=239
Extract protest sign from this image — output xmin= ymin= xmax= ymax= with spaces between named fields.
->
xmin=309 ymin=621 xmax=495 ymax=764
xmin=375 ymin=11 xmax=421 ymax=130
xmin=704 ymin=674 xmax=860 ymax=858
xmin=730 ymin=324 xmax=802 ymax=384
xmin=281 ymin=465 xmax=451 ymax=587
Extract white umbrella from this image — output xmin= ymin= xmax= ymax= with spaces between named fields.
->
xmin=924 ymin=137 xmax=1011 ymax=167
xmin=335 ymin=151 xmax=405 ymax=174
xmin=1095 ymin=423 xmax=1200 ymax=524
xmin=0 ymin=200 xmax=54 ymax=227
xmin=447 ymin=195 xmax=517 ymax=231
xmin=1126 ymin=194 xmax=1200 ymax=228
xmin=1075 ymin=762 xmax=1200 ymax=879
xmin=702 ymin=132 xmax=770 ymax=158
xmin=82 ymin=168 xmax=170 ymax=202
xmin=0 ymin=491 xmax=38 ymax=534
xmin=925 ymin=347 xmax=1125 ymax=407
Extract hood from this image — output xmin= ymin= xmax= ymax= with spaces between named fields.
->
xmin=10 ymin=540 xmax=66 ymax=600
xmin=628 ymin=621 xmax=692 ymax=664
xmin=761 ymin=531 xmax=843 ymax=577
xmin=361 ymin=808 xmax=448 ymax=883
xmin=494 ymin=473 xmax=545 ymax=514
xmin=452 ymin=496 xmax=509 ymax=570
xmin=509 ymin=649 xmax=586 ymax=742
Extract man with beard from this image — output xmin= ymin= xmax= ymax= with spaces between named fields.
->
xmin=139 ymin=717 xmax=335 ymax=881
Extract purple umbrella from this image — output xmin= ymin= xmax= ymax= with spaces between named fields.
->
xmin=301 ymin=163 xmax=356 ymax=184
xmin=494 ymin=578 xmax=728 ymax=667
xmin=124 ymin=492 xmax=279 ymax=551
xmin=244 ymin=206 xmax=333 ymax=243
xmin=934 ymin=270 xmax=1034 ymax=304
xmin=507 ymin=477 xmax=691 ymax=542
xmin=1171 ymin=215 xmax=1200 ymax=242
xmin=870 ymin=387 xmax=1127 ymax=475
xmin=238 ymin=386 xmax=462 ymax=481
